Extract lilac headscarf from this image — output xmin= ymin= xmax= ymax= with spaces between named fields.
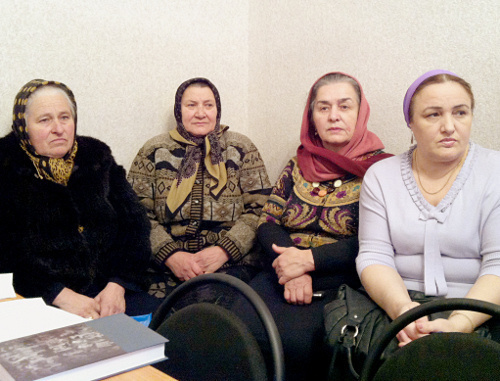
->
xmin=403 ymin=69 xmax=458 ymax=127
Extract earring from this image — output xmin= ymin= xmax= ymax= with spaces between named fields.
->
xmin=314 ymin=130 xmax=318 ymax=136
xmin=410 ymin=131 xmax=414 ymax=145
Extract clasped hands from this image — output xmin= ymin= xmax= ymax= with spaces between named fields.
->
xmin=53 ymin=282 xmax=126 ymax=320
xmin=166 ymin=246 xmax=230 ymax=282
xmin=272 ymin=244 xmax=315 ymax=305
xmin=395 ymin=301 xmax=474 ymax=347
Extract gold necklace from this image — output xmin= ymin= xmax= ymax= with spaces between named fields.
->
xmin=413 ymin=147 xmax=468 ymax=195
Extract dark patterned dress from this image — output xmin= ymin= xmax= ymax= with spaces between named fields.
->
xmin=236 ymin=154 xmax=380 ymax=381
xmin=258 ymin=156 xmax=363 ymax=289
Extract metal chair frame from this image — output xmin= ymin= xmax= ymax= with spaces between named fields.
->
xmin=361 ymin=298 xmax=500 ymax=381
xmin=150 ymin=273 xmax=285 ymax=381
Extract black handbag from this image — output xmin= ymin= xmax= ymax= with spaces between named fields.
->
xmin=324 ymin=284 xmax=490 ymax=380
xmin=324 ymin=284 xmax=393 ymax=380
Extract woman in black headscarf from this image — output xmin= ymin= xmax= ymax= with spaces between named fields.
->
xmin=128 ymin=77 xmax=271 ymax=305
xmin=0 ymin=79 xmax=156 ymax=319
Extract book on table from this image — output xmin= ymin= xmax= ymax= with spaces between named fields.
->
xmin=0 ymin=313 xmax=168 ymax=381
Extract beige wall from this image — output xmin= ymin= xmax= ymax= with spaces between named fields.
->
xmin=1 ymin=1 xmax=499 ymax=183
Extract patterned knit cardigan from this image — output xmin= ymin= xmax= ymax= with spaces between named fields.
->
xmin=127 ymin=129 xmax=272 ymax=270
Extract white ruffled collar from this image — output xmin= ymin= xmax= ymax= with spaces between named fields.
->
xmin=401 ymin=142 xmax=476 ymax=216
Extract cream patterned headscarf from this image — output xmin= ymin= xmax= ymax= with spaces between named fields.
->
xmin=12 ymin=79 xmax=77 ymax=186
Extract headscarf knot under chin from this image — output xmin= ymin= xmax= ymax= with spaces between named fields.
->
xmin=11 ymin=79 xmax=78 ymax=186
xmin=166 ymin=77 xmax=227 ymax=214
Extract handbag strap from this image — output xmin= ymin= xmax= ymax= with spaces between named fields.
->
xmin=339 ymin=286 xmax=381 ymax=379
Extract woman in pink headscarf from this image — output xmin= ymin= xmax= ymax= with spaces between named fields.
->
xmin=238 ymin=72 xmax=391 ymax=381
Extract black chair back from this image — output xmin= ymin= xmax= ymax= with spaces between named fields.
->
xmin=360 ymin=298 xmax=500 ymax=381
xmin=150 ymin=273 xmax=285 ymax=381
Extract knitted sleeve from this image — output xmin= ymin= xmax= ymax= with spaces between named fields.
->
xmin=127 ymin=141 xmax=181 ymax=269
xmin=215 ymin=135 xmax=272 ymax=262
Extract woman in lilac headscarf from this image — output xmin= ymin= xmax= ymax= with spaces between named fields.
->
xmin=356 ymin=70 xmax=500 ymax=346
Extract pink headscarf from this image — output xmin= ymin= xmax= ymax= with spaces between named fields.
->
xmin=297 ymin=72 xmax=391 ymax=182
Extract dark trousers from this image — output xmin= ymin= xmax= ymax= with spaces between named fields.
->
xmin=233 ymin=270 xmax=338 ymax=381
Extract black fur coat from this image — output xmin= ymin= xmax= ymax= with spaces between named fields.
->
xmin=0 ymin=132 xmax=151 ymax=304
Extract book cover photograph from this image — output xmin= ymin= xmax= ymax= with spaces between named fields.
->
xmin=0 ymin=313 xmax=167 ymax=381
xmin=0 ymin=323 xmax=125 ymax=381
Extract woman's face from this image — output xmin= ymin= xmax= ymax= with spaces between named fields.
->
xmin=26 ymin=91 xmax=75 ymax=158
xmin=181 ymin=85 xmax=218 ymax=137
xmin=410 ymin=81 xmax=472 ymax=164
xmin=312 ymin=82 xmax=359 ymax=152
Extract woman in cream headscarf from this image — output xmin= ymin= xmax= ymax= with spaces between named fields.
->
xmin=0 ymin=79 xmax=155 ymax=319
xmin=128 ymin=77 xmax=271 ymax=305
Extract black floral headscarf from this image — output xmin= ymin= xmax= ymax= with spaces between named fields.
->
xmin=166 ymin=77 xmax=227 ymax=214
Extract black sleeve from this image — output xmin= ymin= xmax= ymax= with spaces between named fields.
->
xmin=311 ymin=236 xmax=359 ymax=274
xmin=257 ymin=222 xmax=296 ymax=261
